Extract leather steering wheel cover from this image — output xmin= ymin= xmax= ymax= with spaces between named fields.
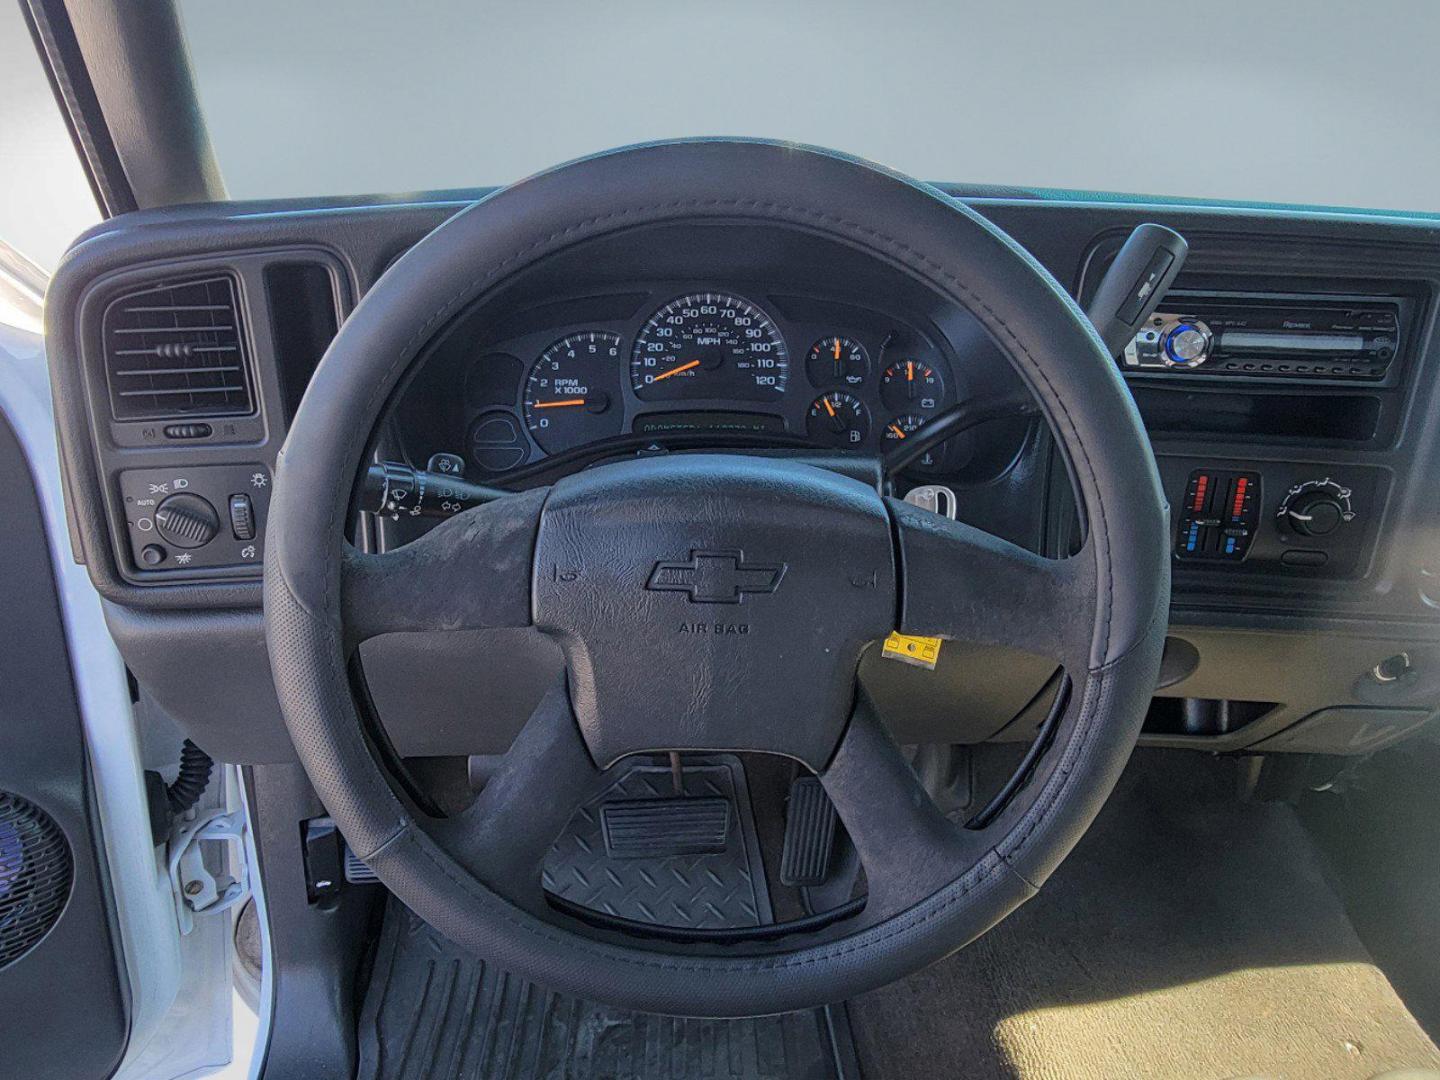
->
xmin=264 ymin=139 xmax=1169 ymax=1016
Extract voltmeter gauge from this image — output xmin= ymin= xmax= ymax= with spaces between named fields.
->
xmin=880 ymin=359 xmax=945 ymax=412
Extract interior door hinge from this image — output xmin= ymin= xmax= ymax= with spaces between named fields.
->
xmin=166 ymin=808 xmax=250 ymax=934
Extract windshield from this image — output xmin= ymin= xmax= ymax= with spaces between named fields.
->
xmin=180 ymin=1 xmax=1437 ymax=213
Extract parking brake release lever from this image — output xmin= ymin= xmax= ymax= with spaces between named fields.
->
xmin=1085 ymin=223 xmax=1189 ymax=358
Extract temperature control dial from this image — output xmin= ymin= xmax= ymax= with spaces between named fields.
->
xmin=1277 ymin=479 xmax=1355 ymax=537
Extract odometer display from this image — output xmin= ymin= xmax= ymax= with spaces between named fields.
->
xmin=631 ymin=293 xmax=788 ymax=401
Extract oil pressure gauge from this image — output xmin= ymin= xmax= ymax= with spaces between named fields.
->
xmin=806 ymin=336 xmax=869 ymax=387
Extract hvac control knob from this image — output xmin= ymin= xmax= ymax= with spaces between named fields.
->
xmin=154 ymin=492 xmax=220 ymax=549
xmin=1287 ymin=493 xmax=1344 ymax=536
xmin=1279 ymin=479 xmax=1355 ymax=538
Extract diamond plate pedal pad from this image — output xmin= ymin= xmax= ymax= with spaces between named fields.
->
xmin=600 ymin=796 xmax=731 ymax=858
xmin=780 ymin=776 xmax=838 ymax=886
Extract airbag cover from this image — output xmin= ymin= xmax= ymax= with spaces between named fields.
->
xmin=532 ymin=455 xmax=895 ymax=769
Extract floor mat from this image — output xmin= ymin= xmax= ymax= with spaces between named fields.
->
xmin=357 ymin=755 xmax=854 ymax=1080
xmin=540 ymin=757 xmax=771 ymax=929
xmin=847 ymin=751 xmax=1440 ymax=1080
xmin=1303 ymin=740 xmax=1440 ymax=1041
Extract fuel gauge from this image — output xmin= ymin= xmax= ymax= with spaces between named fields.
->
xmin=807 ymin=392 xmax=870 ymax=448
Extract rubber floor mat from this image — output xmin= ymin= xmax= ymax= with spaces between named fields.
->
xmin=357 ymin=755 xmax=852 ymax=1079
xmin=540 ymin=756 xmax=771 ymax=929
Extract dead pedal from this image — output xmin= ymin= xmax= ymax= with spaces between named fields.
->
xmin=780 ymin=776 xmax=838 ymax=886
xmin=600 ymin=796 xmax=731 ymax=858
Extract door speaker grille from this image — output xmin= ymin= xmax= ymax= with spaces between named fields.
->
xmin=0 ymin=793 xmax=72 ymax=969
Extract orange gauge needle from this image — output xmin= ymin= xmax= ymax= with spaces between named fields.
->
xmin=888 ymin=423 xmax=907 ymax=439
xmin=822 ymin=396 xmax=837 ymax=418
xmin=534 ymin=398 xmax=587 ymax=409
xmin=652 ymin=358 xmax=702 ymax=382
xmin=832 ymin=339 xmax=842 ymax=361
xmin=906 ymin=360 xmax=915 ymax=381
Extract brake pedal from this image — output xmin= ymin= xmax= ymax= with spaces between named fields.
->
xmin=780 ymin=776 xmax=838 ymax=886
xmin=600 ymin=797 xmax=731 ymax=858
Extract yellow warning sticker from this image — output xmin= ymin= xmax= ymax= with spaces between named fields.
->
xmin=881 ymin=632 xmax=943 ymax=670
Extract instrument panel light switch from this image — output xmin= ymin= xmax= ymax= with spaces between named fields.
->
xmin=229 ymin=494 xmax=256 ymax=541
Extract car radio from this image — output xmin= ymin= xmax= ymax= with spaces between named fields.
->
xmin=1122 ymin=291 xmax=1403 ymax=383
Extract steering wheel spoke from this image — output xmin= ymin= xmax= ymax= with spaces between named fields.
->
xmin=821 ymin=693 xmax=989 ymax=919
xmin=889 ymin=496 xmax=1089 ymax=666
xmin=341 ymin=488 xmax=546 ymax=646
xmin=429 ymin=679 xmax=605 ymax=913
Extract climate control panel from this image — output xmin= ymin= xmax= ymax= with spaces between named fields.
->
xmin=119 ymin=463 xmax=271 ymax=577
xmin=1160 ymin=458 xmax=1384 ymax=579
xmin=1175 ymin=469 xmax=1260 ymax=561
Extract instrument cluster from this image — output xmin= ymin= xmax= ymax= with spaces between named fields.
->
xmin=459 ymin=287 xmax=969 ymax=478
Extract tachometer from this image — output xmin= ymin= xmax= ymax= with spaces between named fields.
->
xmin=631 ymin=293 xmax=788 ymax=401
xmin=523 ymin=332 xmax=624 ymax=454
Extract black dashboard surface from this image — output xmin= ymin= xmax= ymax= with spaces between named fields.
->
xmin=44 ymin=187 xmax=1440 ymax=764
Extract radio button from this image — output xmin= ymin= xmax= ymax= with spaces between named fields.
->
xmin=1163 ymin=322 xmax=1212 ymax=367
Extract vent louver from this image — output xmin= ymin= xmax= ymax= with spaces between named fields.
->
xmin=101 ymin=275 xmax=254 ymax=421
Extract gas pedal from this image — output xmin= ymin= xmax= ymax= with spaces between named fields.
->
xmin=780 ymin=776 xmax=838 ymax=886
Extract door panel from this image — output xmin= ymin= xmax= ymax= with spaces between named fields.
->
xmin=0 ymin=408 xmax=129 ymax=1078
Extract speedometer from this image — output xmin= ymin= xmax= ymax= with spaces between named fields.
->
xmin=631 ymin=293 xmax=788 ymax=401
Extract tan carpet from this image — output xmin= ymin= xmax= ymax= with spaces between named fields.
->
xmin=848 ymin=753 xmax=1440 ymax=1080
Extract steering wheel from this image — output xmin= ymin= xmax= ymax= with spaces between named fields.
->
xmin=264 ymin=139 xmax=1169 ymax=1017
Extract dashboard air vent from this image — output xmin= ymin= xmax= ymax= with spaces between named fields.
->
xmin=101 ymin=275 xmax=254 ymax=421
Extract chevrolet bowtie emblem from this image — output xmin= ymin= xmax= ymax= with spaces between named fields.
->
xmin=645 ymin=549 xmax=786 ymax=604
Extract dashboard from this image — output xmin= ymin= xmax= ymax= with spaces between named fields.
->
xmin=41 ymin=188 xmax=1440 ymax=769
xmin=387 ymin=221 xmax=1035 ymax=497
xmin=431 ymin=286 xmax=968 ymax=478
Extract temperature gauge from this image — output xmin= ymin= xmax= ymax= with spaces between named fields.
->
xmin=807 ymin=392 xmax=870 ymax=448
xmin=880 ymin=359 xmax=944 ymax=412
xmin=882 ymin=414 xmax=963 ymax=474
xmin=806 ymin=336 xmax=869 ymax=387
